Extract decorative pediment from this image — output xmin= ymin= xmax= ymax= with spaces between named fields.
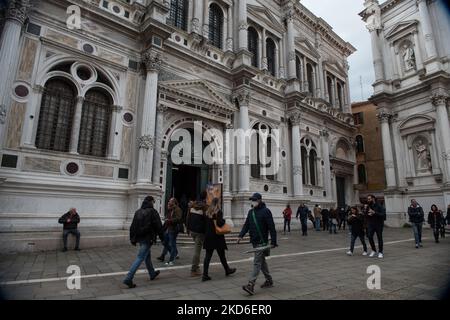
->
xmin=158 ymin=80 xmax=236 ymax=123
xmin=385 ymin=20 xmax=418 ymax=41
xmin=247 ymin=4 xmax=285 ymax=33
xmin=323 ymin=59 xmax=347 ymax=77
xmin=295 ymin=37 xmax=320 ymax=58
xmin=399 ymin=114 xmax=435 ymax=136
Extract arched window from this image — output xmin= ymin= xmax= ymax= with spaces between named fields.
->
xmin=358 ymin=164 xmax=367 ymax=184
xmin=169 ymin=0 xmax=188 ymax=31
xmin=266 ymin=38 xmax=276 ymax=77
xmin=309 ymin=149 xmax=317 ymax=186
xmin=356 ymin=135 xmax=365 ymax=153
xmin=209 ymin=4 xmax=223 ymax=49
xmin=327 ymin=76 xmax=333 ymax=104
xmin=78 ymin=88 xmax=112 ymax=157
xmin=248 ymin=27 xmax=259 ymax=68
xmin=301 ymin=146 xmax=307 ymax=185
xmin=35 ymin=78 xmax=76 ymax=152
xmin=337 ymin=82 xmax=343 ymax=109
xmin=251 ymin=123 xmax=274 ymax=179
xmin=306 ymin=63 xmax=314 ymax=95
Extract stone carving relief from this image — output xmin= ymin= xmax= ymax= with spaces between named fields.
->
xmin=413 ymin=137 xmax=432 ymax=173
xmin=138 ymin=135 xmax=155 ymax=150
xmin=402 ymin=43 xmax=416 ymax=71
xmin=0 ymin=104 xmax=6 ymax=124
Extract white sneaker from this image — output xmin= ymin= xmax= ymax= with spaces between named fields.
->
xmin=165 ymin=261 xmax=174 ymax=266
xmin=362 ymin=251 xmax=368 ymax=256
xmin=346 ymin=250 xmax=353 ymax=256
xmin=378 ymin=253 xmax=384 ymax=259
xmin=369 ymin=251 xmax=377 ymax=258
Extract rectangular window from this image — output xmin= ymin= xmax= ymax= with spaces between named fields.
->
xmin=1 ymin=154 xmax=18 ymax=168
xmin=353 ymin=112 xmax=364 ymax=125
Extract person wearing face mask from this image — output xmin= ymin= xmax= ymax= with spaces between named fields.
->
xmin=123 ymin=196 xmax=164 ymax=289
xmin=238 ymin=193 xmax=278 ymax=296
xmin=407 ymin=199 xmax=425 ymax=248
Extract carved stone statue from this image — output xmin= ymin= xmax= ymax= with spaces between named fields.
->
xmin=414 ymin=139 xmax=431 ymax=172
xmin=402 ymin=44 xmax=416 ymax=71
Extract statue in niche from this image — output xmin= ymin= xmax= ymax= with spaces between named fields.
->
xmin=402 ymin=44 xmax=416 ymax=71
xmin=414 ymin=139 xmax=432 ymax=172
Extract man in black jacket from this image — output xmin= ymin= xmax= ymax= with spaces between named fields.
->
xmin=296 ymin=203 xmax=309 ymax=236
xmin=123 ymin=196 xmax=164 ymax=288
xmin=58 ymin=208 xmax=81 ymax=252
xmin=365 ymin=195 xmax=386 ymax=259
xmin=238 ymin=193 xmax=277 ymax=295
xmin=407 ymin=199 xmax=425 ymax=248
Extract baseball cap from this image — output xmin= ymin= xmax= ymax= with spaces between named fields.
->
xmin=249 ymin=193 xmax=262 ymax=201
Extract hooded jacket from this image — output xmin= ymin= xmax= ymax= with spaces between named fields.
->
xmin=129 ymin=199 xmax=164 ymax=245
xmin=186 ymin=201 xmax=208 ymax=234
xmin=239 ymin=202 xmax=277 ymax=247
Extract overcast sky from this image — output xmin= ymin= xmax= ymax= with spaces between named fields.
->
xmin=301 ymin=0 xmax=375 ymax=103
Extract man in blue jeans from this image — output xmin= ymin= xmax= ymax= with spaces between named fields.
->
xmin=123 ymin=196 xmax=164 ymax=288
xmin=408 ymin=199 xmax=425 ymax=248
xmin=158 ymin=198 xmax=183 ymax=265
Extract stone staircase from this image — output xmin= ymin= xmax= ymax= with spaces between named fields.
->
xmin=0 ymin=230 xmax=250 ymax=254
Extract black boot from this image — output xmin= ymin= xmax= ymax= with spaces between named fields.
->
xmin=226 ymin=268 xmax=236 ymax=276
xmin=242 ymin=282 xmax=255 ymax=295
xmin=202 ymin=275 xmax=211 ymax=282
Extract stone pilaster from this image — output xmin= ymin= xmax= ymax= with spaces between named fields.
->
xmin=377 ymin=111 xmax=397 ymax=188
xmin=289 ymin=111 xmax=303 ymax=197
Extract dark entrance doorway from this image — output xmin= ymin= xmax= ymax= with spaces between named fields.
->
xmin=336 ymin=176 xmax=346 ymax=208
xmin=169 ymin=164 xmax=209 ymax=202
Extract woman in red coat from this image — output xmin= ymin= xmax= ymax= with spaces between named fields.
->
xmin=283 ymin=204 xmax=292 ymax=234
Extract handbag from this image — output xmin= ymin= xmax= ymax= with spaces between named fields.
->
xmin=214 ymin=219 xmax=231 ymax=235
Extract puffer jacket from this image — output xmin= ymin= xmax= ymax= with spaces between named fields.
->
xmin=186 ymin=201 xmax=208 ymax=234
xmin=408 ymin=205 xmax=425 ymax=224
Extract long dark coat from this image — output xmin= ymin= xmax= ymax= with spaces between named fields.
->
xmin=203 ymin=209 xmax=228 ymax=251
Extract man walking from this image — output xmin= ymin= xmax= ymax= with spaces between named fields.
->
xmin=158 ymin=197 xmax=183 ymax=265
xmin=321 ymin=207 xmax=330 ymax=231
xmin=123 ymin=196 xmax=164 ymax=288
xmin=407 ymin=199 xmax=425 ymax=248
xmin=58 ymin=208 xmax=81 ymax=252
xmin=364 ymin=195 xmax=386 ymax=258
xmin=186 ymin=190 xmax=208 ymax=277
xmin=238 ymin=193 xmax=277 ymax=296
xmin=296 ymin=203 xmax=309 ymax=236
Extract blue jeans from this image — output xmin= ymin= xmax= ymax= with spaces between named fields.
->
xmin=315 ymin=217 xmax=321 ymax=231
xmin=124 ymin=241 xmax=157 ymax=282
xmin=329 ymin=222 xmax=337 ymax=234
xmin=412 ymin=222 xmax=423 ymax=245
xmin=161 ymin=230 xmax=178 ymax=262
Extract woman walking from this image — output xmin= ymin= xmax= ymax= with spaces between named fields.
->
xmin=202 ymin=198 xmax=236 ymax=281
xmin=346 ymin=206 xmax=368 ymax=256
xmin=282 ymin=204 xmax=292 ymax=234
xmin=428 ymin=205 xmax=445 ymax=243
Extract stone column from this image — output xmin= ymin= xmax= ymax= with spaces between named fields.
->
xmin=0 ymin=0 xmax=30 ymax=146
xmin=261 ymin=28 xmax=267 ymax=70
xmin=286 ymin=10 xmax=297 ymax=80
xmin=152 ymin=104 xmax=168 ymax=185
xmin=191 ymin=0 xmax=203 ymax=34
xmin=237 ymin=0 xmax=248 ymax=50
xmin=320 ymin=130 xmax=332 ymax=199
xmin=69 ymin=96 xmax=85 ymax=154
xmin=378 ymin=111 xmax=397 ymax=188
xmin=417 ymin=0 xmax=437 ymax=60
xmin=22 ymin=85 xmax=44 ymax=148
xmin=237 ymin=91 xmax=250 ymax=192
xmin=108 ymin=105 xmax=123 ymax=159
xmin=202 ymin=0 xmax=209 ymax=38
xmin=290 ymin=112 xmax=303 ymax=197
xmin=226 ymin=5 xmax=233 ymax=51
xmin=136 ymin=49 xmax=162 ymax=184
xmin=432 ymin=94 xmax=450 ymax=184
xmin=368 ymin=28 xmax=385 ymax=82
xmin=412 ymin=31 xmax=424 ymax=70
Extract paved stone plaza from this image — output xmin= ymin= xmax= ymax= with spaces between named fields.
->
xmin=0 ymin=227 xmax=449 ymax=300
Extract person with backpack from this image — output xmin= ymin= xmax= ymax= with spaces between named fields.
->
xmin=321 ymin=207 xmax=330 ymax=231
xmin=186 ymin=190 xmax=208 ymax=277
xmin=123 ymin=196 xmax=164 ymax=288
xmin=238 ymin=193 xmax=278 ymax=296
xmin=428 ymin=204 xmax=445 ymax=243
xmin=282 ymin=204 xmax=292 ymax=234
xmin=296 ymin=203 xmax=309 ymax=236
xmin=407 ymin=199 xmax=425 ymax=248
xmin=157 ymin=197 xmax=183 ymax=265
xmin=364 ymin=195 xmax=386 ymax=259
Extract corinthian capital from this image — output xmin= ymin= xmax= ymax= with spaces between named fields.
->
xmin=142 ymin=50 xmax=162 ymax=73
xmin=6 ymin=0 xmax=31 ymax=25
xmin=377 ymin=111 xmax=392 ymax=123
xmin=431 ymin=93 xmax=449 ymax=107
xmin=289 ymin=111 xmax=302 ymax=126
xmin=285 ymin=9 xmax=295 ymax=23
xmin=234 ymin=91 xmax=251 ymax=107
